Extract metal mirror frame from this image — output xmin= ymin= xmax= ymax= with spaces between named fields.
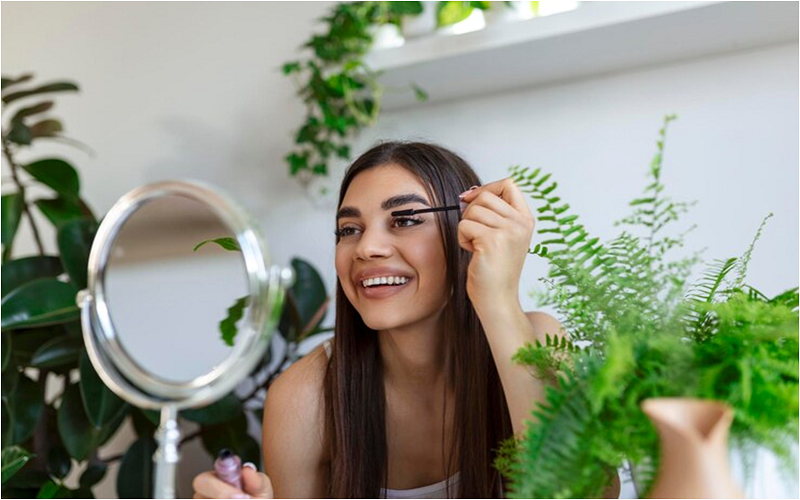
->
xmin=79 ymin=180 xmax=294 ymax=498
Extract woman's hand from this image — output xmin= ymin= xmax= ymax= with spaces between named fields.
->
xmin=192 ymin=464 xmax=273 ymax=499
xmin=457 ymin=178 xmax=535 ymax=313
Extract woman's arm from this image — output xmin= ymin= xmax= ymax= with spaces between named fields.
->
xmin=262 ymin=346 xmax=330 ymax=498
xmin=476 ymin=306 xmax=564 ymax=436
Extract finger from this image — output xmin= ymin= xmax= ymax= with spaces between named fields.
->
xmin=463 ymin=191 xmax=518 ymax=221
xmin=462 ymin=203 xmax=506 ymax=229
xmin=458 ymin=219 xmax=494 ymax=253
xmin=193 ymin=471 xmax=247 ymax=499
xmin=462 ymin=178 xmax=529 ymax=214
xmin=242 ymin=468 xmax=273 ymax=499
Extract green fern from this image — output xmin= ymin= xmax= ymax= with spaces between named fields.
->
xmin=499 ymin=115 xmax=799 ymax=497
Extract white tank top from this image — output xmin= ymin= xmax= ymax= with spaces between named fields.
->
xmin=322 ymin=340 xmax=460 ymax=499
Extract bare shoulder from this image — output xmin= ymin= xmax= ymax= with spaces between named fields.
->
xmin=524 ymin=311 xmax=566 ymax=339
xmin=262 ymin=340 xmax=331 ymax=497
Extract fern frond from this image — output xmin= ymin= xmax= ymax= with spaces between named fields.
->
xmin=732 ymin=213 xmax=773 ymax=290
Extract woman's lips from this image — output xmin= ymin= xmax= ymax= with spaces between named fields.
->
xmin=359 ymin=278 xmax=412 ymax=299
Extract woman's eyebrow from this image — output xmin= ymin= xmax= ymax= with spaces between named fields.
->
xmin=336 ymin=193 xmax=430 ymax=220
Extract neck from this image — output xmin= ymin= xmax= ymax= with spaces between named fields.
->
xmin=378 ymin=309 xmax=449 ymax=393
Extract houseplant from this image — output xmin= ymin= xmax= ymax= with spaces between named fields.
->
xmin=1 ymin=74 xmax=332 ymax=498
xmin=282 ymin=2 xmax=428 ymax=190
xmin=494 ymin=115 xmax=798 ymax=498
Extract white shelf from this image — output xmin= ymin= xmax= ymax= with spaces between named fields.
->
xmin=364 ymin=1 xmax=799 ymax=110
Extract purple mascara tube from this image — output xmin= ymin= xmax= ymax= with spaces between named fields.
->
xmin=214 ymin=448 xmax=243 ymax=491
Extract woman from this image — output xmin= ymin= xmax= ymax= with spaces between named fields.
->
xmin=193 ymin=141 xmax=563 ymax=498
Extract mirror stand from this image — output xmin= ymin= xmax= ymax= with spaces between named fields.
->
xmin=154 ymin=405 xmax=181 ymax=499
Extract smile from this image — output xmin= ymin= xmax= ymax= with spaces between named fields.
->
xmin=358 ymin=277 xmax=413 ymax=299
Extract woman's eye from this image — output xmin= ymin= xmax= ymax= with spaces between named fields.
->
xmin=334 ymin=217 xmax=424 ymax=240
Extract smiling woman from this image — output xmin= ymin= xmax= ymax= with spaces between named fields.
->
xmin=192 ymin=141 xmax=572 ymax=499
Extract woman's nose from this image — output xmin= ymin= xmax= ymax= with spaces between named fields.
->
xmin=354 ymin=227 xmax=393 ymax=260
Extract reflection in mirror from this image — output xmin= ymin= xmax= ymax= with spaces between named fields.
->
xmin=105 ymin=195 xmax=249 ymax=383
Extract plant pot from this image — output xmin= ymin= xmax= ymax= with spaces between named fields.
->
xmin=401 ymin=1 xmax=437 ymax=39
xmin=368 ymin=23 xmax=404 ymax=50
xmin=641 ymin=398 xmax=744 ymax=499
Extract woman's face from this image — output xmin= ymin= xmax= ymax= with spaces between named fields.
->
xmin=335 ymin=164 xmax=450 ymax=331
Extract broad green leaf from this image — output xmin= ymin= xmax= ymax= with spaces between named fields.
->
xmin=10 ymin=101 xmax=53 ymax=123
xmin=79 ymin=350 xmax=125 ymax=428
xmin=278 ymin=258 xmax=328 ymax=342
xmin=1 ymin=278 xmax=79 ymax=331
xmin=1 ymin=446 xmax=33 ymax=485
xmin=2 ymin=399 xmax=11 ymax=448
xmin=1 ymin=332 xmax=9 ymax=370
xmin=130 ymin=408 xmax=158 ymax=437
xmin=2 ymin=81 xmax=78 ymax=105
xmin=389 ymin=1 xmax=423 ymax=15
xmin=35 ymin=197 xmax=85 ymax=227
xmin=411 ymin=83 xmax=428 ymax=102
xmin=58 ymin=383 xmax=116 ymax=460
xmin=437 ymin=1 xmax=473 ymax=27
xmin=79 ymin=463 xmax=107 ymax=489
xmin=10 ymin=374 xmax=44 ymax=444
xmin=1 ymin=74 xmax=34 ymax=90
xmin=7 ymin=121 xmax=32 ymax=145
xmin=57 ymin=218 xmax=97 ymax=289
xmin=2 ymin=193 xmax=24 ymax=260
xmin=2 ymin=256 xmax=64 ymax=298
xmin=22 ymin=159 xmax=80 ymax=200
xmin=200 ymin=412 xmax=261 ymax=467
xmin=181 ymin=393 xmax=242 ymax=425
xmin=2 ymin=363 xmax=19 ymax=396
xmin=116 ymin=435 xmax=156 ymax=499
xmin=7 ymin=326 xmax=63 ymax=366
xmin=46 ymin=446 xmax=71 ymax=480
xmin=29 ymin=119 xmax=63 ymax=139
xmin=30 ymin=335 xmax=82 ymax=369
xmin=193 ymin=237 xmax=240 ymax=252
xmin=36 ymin=479 xmax=68 ymax=498
xmin=219 ymin=296 xmax=248 ymax=346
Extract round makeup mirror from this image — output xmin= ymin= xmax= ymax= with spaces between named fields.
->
xmin=78 ymin=180 xmax=293 ymax=499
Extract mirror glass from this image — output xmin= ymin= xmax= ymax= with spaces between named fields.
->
xmin=104 ymin=195 xmax=250 ymax=383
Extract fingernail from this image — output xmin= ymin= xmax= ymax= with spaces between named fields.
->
xmin=243 ymin=462 xmax=256 ymax=471
xmin=232 ymin=494 xmax=250 ymax=499
xmin=458 ymin=186 xmax=479 ymax=198
xmin=459 ymin=200 xmax=467 ymax=212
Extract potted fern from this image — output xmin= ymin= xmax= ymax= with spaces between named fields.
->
xmin=495 ymin=115 xmax=798 ymax=498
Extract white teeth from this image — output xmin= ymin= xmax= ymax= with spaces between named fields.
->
xmin=361 ymin=276 xmax=409 ymax=287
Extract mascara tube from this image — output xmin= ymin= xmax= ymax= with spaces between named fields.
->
xmin=214 ymin=448 xmax=243 ymax=491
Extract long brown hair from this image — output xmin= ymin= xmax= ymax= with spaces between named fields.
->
xmin=324 ymin=141 xmax=513 ymax=498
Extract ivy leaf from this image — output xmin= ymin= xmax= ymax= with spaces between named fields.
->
xmin=219 ymin=296 xmax=248 ymax=347
xmin=193 ymin=237 xmax=240 ymax=253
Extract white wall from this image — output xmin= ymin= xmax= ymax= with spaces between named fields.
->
xmin=3 ymin=1 xmax=797 ymax=498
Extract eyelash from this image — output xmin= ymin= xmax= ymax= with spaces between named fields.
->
xmin=334 ymin=216 xmax=424 ymax=239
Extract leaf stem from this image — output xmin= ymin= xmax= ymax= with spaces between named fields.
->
xmin=1 ymin=131 xmax=45 ymax=255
